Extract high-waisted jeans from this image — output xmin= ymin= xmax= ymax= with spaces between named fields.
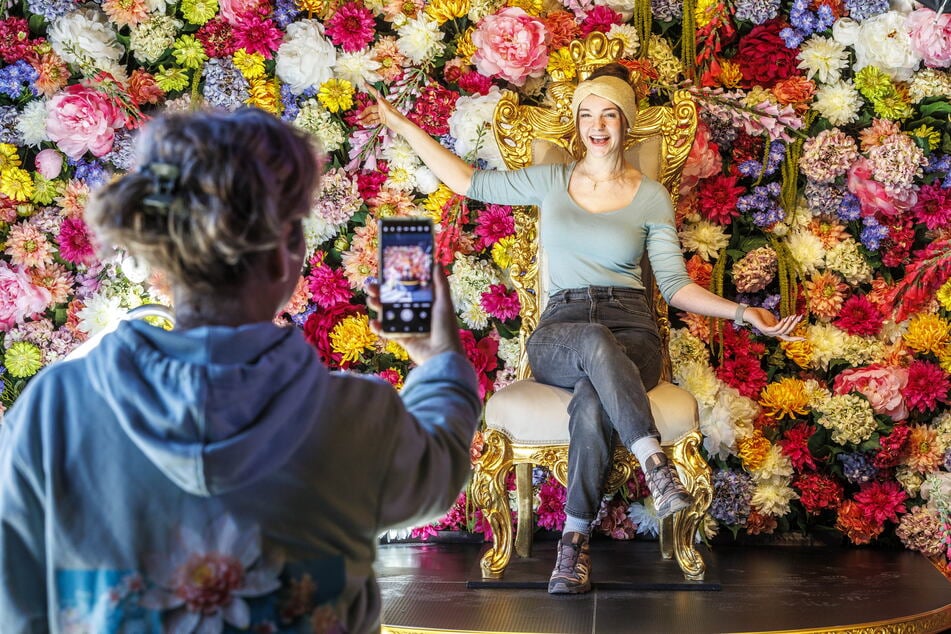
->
xmin=526 ymin=286 xmax=662 ymax=521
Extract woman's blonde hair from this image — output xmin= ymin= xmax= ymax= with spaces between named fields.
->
xmin=87 ymin=107 xmax=321 ymax=294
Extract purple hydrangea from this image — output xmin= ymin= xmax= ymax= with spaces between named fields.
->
xmin=837 ymin=452 xmax=877 ymax=484
xmin=26 ymin=0 xmax=75 ymax=22
xmin=738 ymin=141 xmax=785 ymax=179
xmin=0 ymin=107 xmax=21 ymax=145
xmin=805 ymin=181 xmax=846 ymax=217
xmin=651 ymin=0 xmax=683 ymax=22
xmin=273 ymin=0 xmax=300 ymax=28
xmin=288 ymin=305 xmax=317 ymax=327
xmin=701 ymin=112 xmax=738 ymax=149
xmin=202 ymin=59 xmax=251 ymax=111
xmin=69 ymin=158 xmax=109 ymax=188
xmin=738 ymin=182 xmax=785 ymax=228
xmin=710 ymin=470 xmax=754 ymax=526
xmin=837 ymin=192 xmax=862 ymax=222
xmin=844 ymin=0 xmax=889 ymax=21
xmin=734 ymin=0 xmax=781 ymax=24
xmin=0 ymin=61 xmax=38 ymax=99
xmin=780 ymin=0 xmax=834 ymax=47
xmin=860 ymin=216 xmax=889 ymax=251
xmin=281 ymin=84 xmax=301 ymax=121
xmin=945 ymin=448 xmax=951 ymax=471
xmin=103 ymin=129 xmax=136 ymax=172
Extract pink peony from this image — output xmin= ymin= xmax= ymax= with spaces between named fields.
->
xmin=847 ymin=158 xmax=917 ymax=219
xmin=45 ymin=84 xmax=127 ymax=160
xmin=471 ymin=7 xmax=549 ymax=87
xmin=217 ymin=0 xmax=269 ymax=24
xmin=680 ymin=121 xmax=721 ymax=196
xmin=34 ymin=149 xmax=63 ymax=179
xmin=833 ymin=365 xmax=909 ymax=421
xmin=0 ymin=261 xmax=52 ymax=332
xmin=906 ymin=8 xmax=951 ymax=68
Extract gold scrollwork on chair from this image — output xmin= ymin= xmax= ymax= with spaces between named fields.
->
xmin=471 ymin=31 xmax=711 ymax=583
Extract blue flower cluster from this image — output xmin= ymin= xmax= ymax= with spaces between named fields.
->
xmin=837 ymin=452 xmax=877 ymax=484
xmin=780 ymin=0 xmax=835 ymax=48
xmin=26 ymin=0 xmax=74 ymax=22
xmin=0 ymin=106 xmax=21 ymax=145
xmin=0 ymin=60 xmax=38 ymax=100
xmin=843 ymin=0 xmax=890 ymax=22
xmin=274 ymin=0 xmax=301 ymax=29
xmin=860 ymin=216 xmax=889 ymax=251
xmin=68 ymin=158 xmax=108 ymax=188
xmin=925 ymin=154 xmax=951 ymax=189
xmin=805 ymin=182 xmax=846 ymax=217
xmin=836 ymin=192 xmax=863 ymax=222
xmin=737 ymin=181 xmax=784 ymax=228
xmin=202 ymin=59 xmax=251 ymax=111
xmin=710 ymin=469 xmax=754 ymax=526
xmin=737 ymin=140 xmax=785 ymax=179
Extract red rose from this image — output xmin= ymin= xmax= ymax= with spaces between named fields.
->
xmin=737 ymin=19 xmax=800 ymax=88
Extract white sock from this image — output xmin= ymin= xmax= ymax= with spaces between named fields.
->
xmin=630 ymin=436 xmax=665 ymax=469
xmin=563 ymin=514 xmax=592 ymax=536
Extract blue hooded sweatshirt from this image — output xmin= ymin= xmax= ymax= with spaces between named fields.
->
xmin=0 ymin=320 xmax=481 ymax=633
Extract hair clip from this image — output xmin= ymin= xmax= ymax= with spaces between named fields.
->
xmin=141 ymin=162 xmax=181 ymax=213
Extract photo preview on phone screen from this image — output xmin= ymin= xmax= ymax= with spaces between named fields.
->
xmin=379 ymin=218 xmax=434 ymax=333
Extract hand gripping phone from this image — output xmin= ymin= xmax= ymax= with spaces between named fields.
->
xmin=378 ymin=218 xmax=434 ymax=333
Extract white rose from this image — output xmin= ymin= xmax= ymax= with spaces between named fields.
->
xmin=48 ymin=7 xmax=124 ymax=69
xmin=831 ymin=17 xmax=860 ymax=46
xmin=852 ymin=11 xmax=921 ymax=80
xmin=601 ymin=0 xmax=634 ymax=21
xmin=448 ymin=87 xmax=505 ymax=170
xmin=275 ymin=20 xmax=337 ymax=95
xmin=414 ymin=166 xmax=440 ymax=194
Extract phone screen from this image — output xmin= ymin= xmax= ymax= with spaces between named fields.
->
xmin=379 ymin=218 xmax=434 ymax=333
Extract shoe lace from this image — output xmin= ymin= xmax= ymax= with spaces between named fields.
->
xmin=647 ymin=465 xmax=676 ymax=496
xmin=554 ymin=539 xmax=582 ymax=573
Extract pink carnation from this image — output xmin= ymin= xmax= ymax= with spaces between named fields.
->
xmin=847 ymin=158 xmax=917 ymax=219
xmin=474 ymin=204 xmax=514 ymax=248
xmin=853 ymin=481 xmax=907 ymax=526
xmin=912 ymin=183 xmax=951 ymax=231
xmin=458 ymin=71 xmax=494 ymax=96
xmin=833 ymin=365 xmax=909 ymax=422
xmin=0 ymin=261 xmax=51 ymax=332
xmin=480 ymin=284 xmax=520 ymax=321
xmin=46 ymin=84 xmax=127 ymax=160
xmin=471 ymin=7 xmax=549 ymax=87
xmin=308 ymin=256 xmax=352 ymax=308
xmin=578 ymin=5 xmax=622 ymax=37
xmin=536 ymin=477 xmax=566 ymax=531
xmin=906 ymin=8 xmax=951 ymax=68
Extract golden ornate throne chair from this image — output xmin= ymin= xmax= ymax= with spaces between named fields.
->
xmin=469 ymin=32 xmax=713 ymax=582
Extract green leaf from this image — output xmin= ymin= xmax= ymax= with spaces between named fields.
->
xmin=919 ymin=101 xmax=951 ymax=118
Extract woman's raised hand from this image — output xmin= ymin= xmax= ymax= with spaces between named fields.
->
xmin=744 ymin=307 xmax=804 ymax=341
xmin=360 ymin=85 xmax=410 ymax=134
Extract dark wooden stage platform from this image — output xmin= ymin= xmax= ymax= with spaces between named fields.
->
xmin=375 ymin=537 xmax=951 ymax=633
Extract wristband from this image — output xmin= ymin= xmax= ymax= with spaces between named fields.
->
xmin=734 ymin=303 xmax=748 ymax=327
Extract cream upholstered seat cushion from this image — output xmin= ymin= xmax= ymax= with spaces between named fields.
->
xmin=484 ymin=379 xmax=698 ymax=447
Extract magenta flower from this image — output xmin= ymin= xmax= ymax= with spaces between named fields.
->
xmin=45 ymin=84 xmax=127 ymax=160
xmin=901 ymin=360 xmax=950 ymax=414
xmin=474 ymin=204 xmax=515 ymax=249
xmin=911 ymin=183 xmax=951 ymax=231
xmin=325 ymin=2 xmax=376 ymax=53
xmin=231 ymin=14 xmax=283 ymax=58
xmin=853 ymin=481 xmax=907 ymax=526
xmin=57 ymin=217 xmax=97 ymax=266
xmin=480 ymin=284 xmax=520 ymax=321
xmin=536 ymin=477 xmax=566 ymax=531
xmin=308 ymin=262 xmax=352 ymax=308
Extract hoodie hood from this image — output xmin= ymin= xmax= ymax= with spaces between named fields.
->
xmin=87 ymin=320 xmax=328 ymax=496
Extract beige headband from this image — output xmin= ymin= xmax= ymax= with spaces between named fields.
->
xmin=570 ymin=76 xmax=638 ymax=131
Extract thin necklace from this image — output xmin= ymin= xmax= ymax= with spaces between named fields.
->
xmin=579 ymin=169 xmax=625 ymax=191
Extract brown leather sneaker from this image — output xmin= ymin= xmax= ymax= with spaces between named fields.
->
xmin=548 ymin=531 xmax=592 ymax=594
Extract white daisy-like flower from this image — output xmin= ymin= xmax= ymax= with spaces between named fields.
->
xmin=75 ymin=292 xmax=125 ymax=336
xmin=606 ymin=24 xmax=640 ymax=56
xmin=797 ymin=35 xmax=849 ymax=85
xmin=333 ymin=50 xmax=383 ymax=89
xmin=749 ymin=445 xmax=794 ymax=483
xmin=303 ymin=212 xmax=341 ymax=252
xmin=813 ymin=80 xmax=863 ymax=126
xmin=396 ymin=15 xmax=445 ymax=64
xmin=628 ymin=501 xmax=660 ymax=537
xmin=17 ymin=100 xmax=50 ymax=148
xmin=678 ymin=219 xmax=730 ymax=261
xmin=382 ymin=136 xmax=422 ymax=171
xmin=751 ymin=479 xmax=799 ymax=517
xmin=785 ymin=229 xmax=826 ymax=276
xmin=674 ymin=360 xmax=720 ymax=409
xmin=806 ymin=322 xmax=848 ymax=370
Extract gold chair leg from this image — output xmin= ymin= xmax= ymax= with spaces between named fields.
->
xmin=472 ymin=430 xmax=514 ymax=579
xmin=514 ymin=462 xmax=534 ymax=558
xmin=659 ymin=515 xmax=674 ymax=560
xmin=667 ymin=430 xmax=713 ymax=581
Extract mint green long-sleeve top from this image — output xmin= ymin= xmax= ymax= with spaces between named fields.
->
xmin=466 ymin=162 xmax=693 ymax=303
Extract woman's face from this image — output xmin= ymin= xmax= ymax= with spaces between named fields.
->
xmin=576 ymin=94 xmax=626 ymax=159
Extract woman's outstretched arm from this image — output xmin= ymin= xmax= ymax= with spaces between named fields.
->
xmin=360 ymin=86 xmax=474 ymax=195
xmin=669 ymin=282 xmax=803 ymax=340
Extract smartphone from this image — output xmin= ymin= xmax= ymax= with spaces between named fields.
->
xmin=378 ymin=218 xmax=434 ymax=333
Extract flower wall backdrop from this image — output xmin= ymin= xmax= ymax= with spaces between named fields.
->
xmin=2 ymin=0 xmax=951 ymax=565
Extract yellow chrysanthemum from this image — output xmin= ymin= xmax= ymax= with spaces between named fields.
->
xmin=172 ymin=34 xmax=208 ymax=70
xmin=937 ymin=279 xmax=951 ymax=312
xmin=385 ymin=339 xmax=409 ymax=361
xmin=759 ymin=378 xmax=811 ymax=420
xmin=718 ymin=59 xmax=743 ymax=89
xmin=318 ymin=78 xmax=355 ymax=113
xmin=911 ymin=125 xmax=942 ymax=151
xmin=424 ymin=0 xmax=470 ymax=25
xmin=491 ymin=235 xmax=516 ymax=270
xmin=422 ymin=184 xmax=455 ymax=222
xmin=546 ymin=47 xmax=576 ymax=82
xmin=330 ymin=314 xmax=378 ymax=363
xmin=939 ymin=344 xmax=951 ymax=375
xmin=233 ymin=49 xmax=266 ymax=80
xmin=295 ymin=0 xmax=324 ymax=15
xmin=4 ymin=341 xmax=44 ymax=378
xmin=695 ymin=0 xmax=721 ymax=28
xmin=0 ymin=167 xmax=34 ymax=202
xmin=180 ymin=0 xmax=218 ymax=25
xmin=455 ymin=27 xmax=476 ymax=62
xmin=854 ymin=66 xmax=891 ymax=100
xmin=904 ymin=313 xmax=951 ymax=356
xmin=738 ymin=430 xmax=772 ymax=472
xmin=780 ymin=327 xmax=813 ymax=368
xmin=155 ymin=66 xmax=190 ymax=92
xmin=246 ymin=77 xmax=282 ymax=115
xmin=30 ymin=175 xmax=64 ymax=206
xmin=871 ymin=94 xmax=914 ymax=121
xmin=0 ymin=144 xmax=21 ymax=171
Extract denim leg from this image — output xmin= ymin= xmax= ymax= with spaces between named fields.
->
xmin=564 ymin=377 xmax=615 ymax=520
